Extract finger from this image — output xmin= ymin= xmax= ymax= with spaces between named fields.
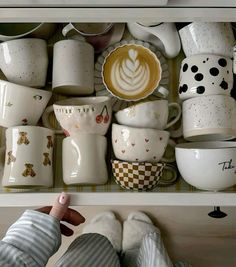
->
xmin=36 ymin=206 xmax=52 ymax=214
xmin=60 ymin=223 xmax=74 ymax=237
xmin=62 ymin=208 xmax=86 ymax=226
xmin=49 ymin=192 xmax=70 ymax=220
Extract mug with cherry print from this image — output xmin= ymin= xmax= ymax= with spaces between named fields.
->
xmin=42 ymin=96 xmax=112 ymax=136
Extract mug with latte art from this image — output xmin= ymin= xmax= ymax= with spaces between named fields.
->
xmin=102 ymin=44 xmax=162 ymax=101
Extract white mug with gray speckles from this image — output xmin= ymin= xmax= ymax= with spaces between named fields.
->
xmin=52 ymin=39 xmax=94 ymax=95
xmin=179 ymin=22 xmax=235 ymax=58
xmin=0 ymin=38 xmax=48 ymax=88
xmin=183 ymin=95 xmax=236 ymax=142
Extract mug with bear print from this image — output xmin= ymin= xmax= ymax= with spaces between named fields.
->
xmin=2 ymin=126 xmax=54 ymax=188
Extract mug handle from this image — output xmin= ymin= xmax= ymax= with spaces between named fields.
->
xmin=62 ymin=23 xmax=74 ymax=37
xmin=158 ymin=163 xmax=178 ymax=186
xmin=144 ymin=23 xmax=181 ymax=58
xmin=161 ymin=139 xmax=176 ymax=163
xmin=165 ymin=102 xmax=182 ymax=129
xmin=42 ymin=105 xmax=63 ymax=134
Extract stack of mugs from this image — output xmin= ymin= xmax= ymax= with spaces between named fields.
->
xmin=175 ymin=22 xmax=236 ymax=191
xmin=111 ymin=97 xmax=181 ymax=191
xmin=0 ymin=37 xmax=54 ymax=188
xmin=178 ymin=22 xmax=236 ymax=141
xmin=42 ymin=96 xmax=112 ymax=185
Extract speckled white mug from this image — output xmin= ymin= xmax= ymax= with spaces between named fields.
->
xmin=52 ymin=39 xmax=94 ymax=95
xmin=183 ymin=95 xmax=236 ymax=141
xmin=0 ymin=38 xmax=48 ymax=88
xmin=179 ymin=22 xmax=235 ymax=58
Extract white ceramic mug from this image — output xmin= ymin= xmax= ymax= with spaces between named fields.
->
xmin=182 ymin=95 xmax=236 ymax=141
xmin=42 ymin=96 xmax=112 ymax=136
xmin=115 ymin=99 xmax=181 ymax=130
xmin=179 ymin=22 xmax=235 ymax=58
xmin=179 ymin=54 xmax=233 ymax=100
xmin=52 ymin=39 xmax=94 ymax=95
xmin=63 ymin=134 xmax=108 ymax=185
xmin=0 ymin=38 xmax=48 ymax=88
xmin=62 ymin=23 xmax=125 ymax=53
xmin=0 ymin=80 xmax=52 ymax=128
xmin=127 ymin=22 xmax=181 ymax=58
xmin=112 ymin=123 xmax=176 ymax=163
xmin=2 ymin=126 xmax=54 ymax=188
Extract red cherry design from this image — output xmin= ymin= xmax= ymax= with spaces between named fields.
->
xmin=63 ymin=129 xmax=70 ymax=137
xmin=103 ymin=114 xmax=110 ymax=123
xmin=96 ymin=114 xmax=103 ymax=123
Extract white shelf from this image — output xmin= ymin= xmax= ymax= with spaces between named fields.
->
xmin=0 ymin=7 xmax=236 ymax=22
xmin=1 ymin=191 xmax=236 ymax=207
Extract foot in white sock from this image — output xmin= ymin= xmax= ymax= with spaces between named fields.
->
xmin=122 ymin=211 xmax=160 ymax=251
xmin=82 ymin=211 xmax=122 ymax=252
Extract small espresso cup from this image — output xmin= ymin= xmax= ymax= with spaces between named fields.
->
xmin=112 ymin=123 xmax=176 ymax=163
xmin=52 ymin=39 xmax=94 ymax=95
xmin=42 ymin=96 xmax=112 ymax=136
xmin=115 ymin=99 xmax=181 ymax=130
xmin=0 ymin=38 xmax=48 ymax=88
xmin=102 ymin=43 xmax=162 ymax=101
xmin=182 ymin=95 xmax=236 ymax=141
xmin=0 ymin=80 xmax=52 ymax=128
xmin=179 ymin=54 xmax=233 ymax=100
xmin=2 ymin=126 xmax=54 ymax=188
xmin=179 ymin=22 xmax=235 ymax=58
xmin=63 ymin=134 xmax=108 ymax=185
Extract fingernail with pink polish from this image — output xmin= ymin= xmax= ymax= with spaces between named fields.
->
xmin=59 ymin=192 xmax=68 ymax=205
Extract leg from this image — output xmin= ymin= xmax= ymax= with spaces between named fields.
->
xmin=56 ymin=211 xmax=121 ymax=267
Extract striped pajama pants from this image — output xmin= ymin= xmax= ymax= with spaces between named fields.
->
xmin=0 ymin=210 xmax=190 ymax=267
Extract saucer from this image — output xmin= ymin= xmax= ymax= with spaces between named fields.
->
xmin=95 ymin=39 xmax=170 ymax=111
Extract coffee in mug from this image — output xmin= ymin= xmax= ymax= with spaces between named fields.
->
xmin=102 ymin=44 xmax=162 ymax=101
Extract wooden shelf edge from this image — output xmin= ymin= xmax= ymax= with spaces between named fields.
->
xmin=0 ymin=192 xmax=236 ymax=207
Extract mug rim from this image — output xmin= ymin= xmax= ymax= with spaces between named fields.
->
xmin=70 ymin=22 xmax=114 ymax=36
xmin=53 ymin=96 xmax=111 ymax=107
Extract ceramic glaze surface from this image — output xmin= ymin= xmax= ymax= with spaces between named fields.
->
xmin=127 ymin=22 xmax=181 ymax=58
xmin=112 ymin=123 xmax=173 ymax=162
xmin=43 ymin=96 xmax=112 ymax=136
xmin=179 ymin=22 xmax=235 ymax=58
xmin=0 ymin=38 xmax=48 ymax=87
xmin=183 ymin=95 xmax=236 ymax=141
xmin=115 ymin=99 xmax=181 ymax=129
xmin=52 ymin=40 xmax=94 ymax=95
xmin=2 ymin=126 xmax=54 ymax=188
xmin=63 ymin=134 xmax=108 ymax=185
xmin=179 ymin=54 xmax=233 ymax=100
xmin=176 ymin=142 xmax=236 ymax=191
xmin=0 ymin=80 xmax=52 ymax=128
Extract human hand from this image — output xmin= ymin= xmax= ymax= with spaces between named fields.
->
xmin=36 ymin=192 xmax=85 ymax=236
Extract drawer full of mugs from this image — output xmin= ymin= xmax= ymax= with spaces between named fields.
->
xmin=0 ymin=22 xmax=236 ymax=194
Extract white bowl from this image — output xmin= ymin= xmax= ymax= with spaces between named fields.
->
xmin=175 ymin=141 xmax=236 ymax=191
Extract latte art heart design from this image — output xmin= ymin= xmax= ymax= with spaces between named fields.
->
xmin=111 ymin=48 xmax=150 ymax=93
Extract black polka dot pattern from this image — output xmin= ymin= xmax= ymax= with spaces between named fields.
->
xmin=220 ymin=79 xmax=228 ymax=90
xmin=191 ymin=65 xmax=198 ymax=73
xmin=194 ymin=73 xmax=204 ymax=81
xmin=183 ymin=63 xmax=188 ymax=72
xmin=196 ymin=86 xmax=205 ymax=94
xmin=209 ymin=67 xmax=219 ymax=76
xmin=218 ymin=58 xmax=227 ymax=67
xmin=179 ymin=84 xmax=188 ymax=94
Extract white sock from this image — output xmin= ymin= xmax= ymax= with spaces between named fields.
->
xmin=122 ymin=211 xmax=160 ymax=251
xmin=82 ymin=211 xmax=122 ymax=252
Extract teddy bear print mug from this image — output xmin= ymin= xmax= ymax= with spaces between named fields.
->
xmin=2 ymin=126 xmax=54 ymax=188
